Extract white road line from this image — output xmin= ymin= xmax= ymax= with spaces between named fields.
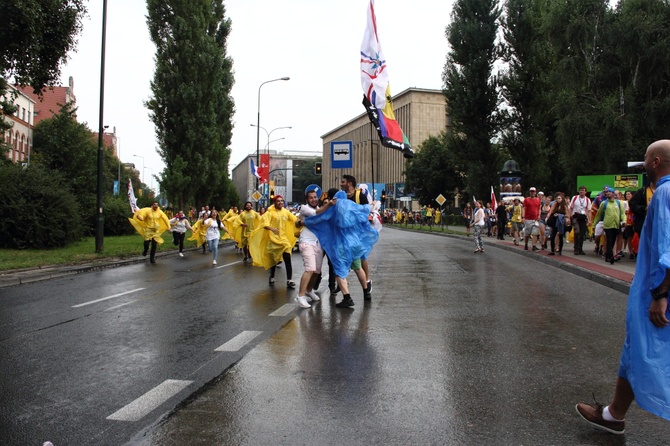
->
xmin=215 ymin=261 xmax=242 ymax=269
xmin=214 ymin=330 xmax=262 ymax=352
xmin=269 ymin=304 xmax=296 ymax=317
xmin=106 ymin=379 xmax=192 ymax=422
xmin=72 ymin=288 xmax=146 ymax=308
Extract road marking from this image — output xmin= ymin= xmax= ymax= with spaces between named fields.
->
xmin=269 ymin=304 xmax=296 ymax=317
xmin=107 ymin=379 xmax=192 ymax=422
xmin=215 ymin=261 xmax=242 ymax=269
xmin=72 ymin=288 xmax=146 ymax=308
xmin=214 ymin=330 xmax=262 ymax=352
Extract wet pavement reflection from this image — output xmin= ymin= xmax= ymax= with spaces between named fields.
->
xmin=131 ymin=230 xmax=670 ymax=445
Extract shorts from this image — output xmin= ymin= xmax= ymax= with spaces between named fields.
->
xmin=594 ymin=221 xmax=604 ymax=237
xmin=299 ymin=242 xmax=323 ymax=273
xmin=512 ymin=221 xmax=524 ymax=232
xmin=523 ymin=220 xmax=540 ymax=236
xmin=350 ymin=258 xmax=362 ymax=271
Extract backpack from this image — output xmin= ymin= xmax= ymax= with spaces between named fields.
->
xmin=599 ymin=199 xmax=622 ymax=222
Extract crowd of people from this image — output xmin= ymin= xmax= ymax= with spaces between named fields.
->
xmin=128 ymin=175 xmax=380 ymax=310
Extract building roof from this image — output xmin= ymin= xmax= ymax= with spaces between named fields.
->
xmin=18 ymin=76 xmax=76 ymax=125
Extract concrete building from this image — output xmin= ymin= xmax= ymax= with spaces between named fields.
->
xmin=231 ymin=151 xmax=322 ymax=208
xmin=18 ymin=76 xmax=76 ymax=126
xmin=320 ymin=88 xmax=448 ymax=207
xmin=2 ymin=84 xmax=35 ymax=164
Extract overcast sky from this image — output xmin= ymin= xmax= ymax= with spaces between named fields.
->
xmin=59 ymin=0 xmax=453 ymax=185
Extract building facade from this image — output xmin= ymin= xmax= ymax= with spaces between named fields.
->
xmin=232 ymin=151 xmax=322 ymax=207
xmin=2 ymin=85 xmax=35 ymax=164
xmin=320 ymin=88 xmax=448 ymax=205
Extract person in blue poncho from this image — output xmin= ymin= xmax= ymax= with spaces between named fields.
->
xmin=304 ymin=188 xmax=379 ymax=308
xmin=576 ymin=139 xmax=670 ymax=434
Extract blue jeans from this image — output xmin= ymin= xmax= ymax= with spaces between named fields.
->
xmin=208 ymin=239 xmax=218 ymax=261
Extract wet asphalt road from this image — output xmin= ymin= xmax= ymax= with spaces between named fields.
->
xmin=131 ymin=229 xmax=670 ymax=446
xmin=2 ymin=228 xmax=670 ymax=445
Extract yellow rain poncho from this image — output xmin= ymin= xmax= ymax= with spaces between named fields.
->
xmin=249 ymin=206 xmax=298 ymax=270
xmin=234 ymin=209 xmax=261 ymax=248
xmin=220 ymin=208 xmax=238 ymax=240
xmin=129 ymin=207 xmax=170 ymax=244
xmin=187 ymin=219 xmax=208 ymax=247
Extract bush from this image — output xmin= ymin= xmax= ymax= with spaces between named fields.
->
xmin=104 ymin=195 xmax=136 ymax=236
xmin=0 ymin=164 xmax=83 ymax=248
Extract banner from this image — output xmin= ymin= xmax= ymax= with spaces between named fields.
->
xmin=127 ymin=179 xmax=139 ymax=213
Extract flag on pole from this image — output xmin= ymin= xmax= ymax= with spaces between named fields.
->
xmin=360 ymin=0 xmax=414 ymax=158
xmin=127 ymin=179 xmax=139 ymax=213
xmin=250 ymin=158 xmax=261 ymax=180
xmin=490 ymin=186 xmax=497 ymax=211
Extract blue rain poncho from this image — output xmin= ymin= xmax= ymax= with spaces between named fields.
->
xmin=304 ymin=190 xmax=378 ymax=279
xmin=619 ymin=174 xmax=670 ymax=420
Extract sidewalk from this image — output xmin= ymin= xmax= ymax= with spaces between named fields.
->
xmin=0 ymin=229 xmax=635 ymax=293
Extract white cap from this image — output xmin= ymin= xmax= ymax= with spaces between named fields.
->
xmin=529 ymin=187 xmax=537 ymax=191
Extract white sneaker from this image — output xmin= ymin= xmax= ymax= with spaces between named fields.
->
xmin=295 ymin=296 xmax=311 ymax=308
xmin=213 ymin=260 xmax=217 ymax=265
xmin=178 ymin=252 xmax=184 ymax=257
xmin=306 ymin=290 xmax=320 ymax=302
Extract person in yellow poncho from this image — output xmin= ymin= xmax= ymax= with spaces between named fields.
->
xmin=235 ymin=201 xmax=261 ymax=263
xmin=249 ymin=195 xmax=300 ymax=288
xmin=220 ymin=206 xmax=238 ymax=243
xmin=129 ymin=202 xmax=170 ymax=264
xmin=188 ymin=213 xmax=209 ymax=254
xmin=435 ymin=207 xmax=442 ymax=225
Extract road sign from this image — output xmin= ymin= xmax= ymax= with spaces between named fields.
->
xmin=436 ymin=194 xmax=446 ymax=206
xmin=251 ymin=191 xmax=262 ymax=202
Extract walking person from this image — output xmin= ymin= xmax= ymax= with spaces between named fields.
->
xmin=340 ymin=175 xmax=373 ymax=296
xmin=471 ymin=200 xmax=486 ymax=253
xmin=576 ymin=139 xmax=670 ymax=435
xmin=294 ymin=189 xmax=327 ymax=309
xmin=523 ymin=187 xmax=542 ymax=251
xmin=462 ymin=202 xmax=473 ymax=236
xmin=130 ymin=202 xmax=170 ymax=264
xmin=569 ymin=186 xmax=592 ymax=255
xmin=495 ymin=200 xmax=508 ymax=240
xmin=593 ymin=188 xmax=626 ymax=264
xmin=249 ymin=195 xmax=299 ymax=288
xmin=169 ymin=210 xmax=193 ymax=258
xmin=204 ymin=209 xmax=227 ymax=265
xmin=545 ymin=193 xmax=571 ymax=256
xmin=236 ymin=201 xmax=261 ymax=264
xmin=508 ymin=198 xmax=523 ymax=245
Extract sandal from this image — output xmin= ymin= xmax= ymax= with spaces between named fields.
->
xmin=287 ymin=280 xmax=296 ymax=289
xmin=269 ymin=277 xmax=275 ymax=286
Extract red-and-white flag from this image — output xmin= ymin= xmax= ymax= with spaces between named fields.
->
xmin=490 ymin=186 xmax=497 ymax=211
xmin=360 ymin=0 xmax=413 ymax=158
xmin=128 ymin=179 xmax=139 ymax=213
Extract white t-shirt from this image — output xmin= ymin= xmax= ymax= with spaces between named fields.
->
xmin=299 ymin=205 xmax=319 ymax=245
xmin=205 ymin=218 xmax=223 ymax=241
xmin=474 ymin=208 xmax=486 ymax=226
xmin=570 ymin=195 xmax=592 ymax=216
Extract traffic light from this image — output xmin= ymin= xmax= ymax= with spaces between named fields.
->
xmin=270 ymin=189 xmax=275 ymax=201
xmin=314 ymin=162 xmax=322 ymax=175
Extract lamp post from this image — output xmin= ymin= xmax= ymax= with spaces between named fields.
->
xmin=95 ymin=0 xmax=109 ymax=253
xmin=144 ymin=167 xmax=154 ymax=192
xmin=133 ymin=154 xmax=145 ymax=183
xmin=255 ymin=77 xmax=290 ymax=209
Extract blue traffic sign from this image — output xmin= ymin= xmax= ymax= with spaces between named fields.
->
xmin=305 ymin=184 xmax=322 ymax=199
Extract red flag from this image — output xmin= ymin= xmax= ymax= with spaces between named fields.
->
xmin=490 ymin=186 xmax=497 ymax=211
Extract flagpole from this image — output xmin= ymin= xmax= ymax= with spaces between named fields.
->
xmin=370 ymin=124 xmax=376 ymax=200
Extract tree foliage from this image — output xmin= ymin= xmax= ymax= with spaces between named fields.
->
xmin=0 ymin=0 xmax=86 ymax=153
xmin=405 ymin=135 xmax=464 ymax=205
xmin=146 ymin=0 xmax=235 ymax=210
xmin=442 ymin=0 xmax=502 ymax=201
xmin=0 ymin=163 xmax=83 ymax=249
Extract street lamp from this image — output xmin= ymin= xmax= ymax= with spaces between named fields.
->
xmin=144 ymin=167 xmax=154 ymax=192
xmin=133 ymin=154 xmax=145 ymax=183
xmin=95 ymin=0 xmax=109 ymax=253
xmin=255 ymin=77 xmax=290 ymax=208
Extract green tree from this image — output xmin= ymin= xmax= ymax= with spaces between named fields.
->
xmin=0 ymin=0 xmax=86 ymax=154
xmin=499 ymin=0 xmax=556 ymax=190
xmin=443 ymin=0 xmax=502 ymax=200
xmin=146 ymin=0 xmax=235 ymax=210
xmin=405 ymin=135 xmax=463 ymax=206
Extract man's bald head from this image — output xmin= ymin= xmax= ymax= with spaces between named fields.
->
xmin=644 ymin=140 xmax=670 ymax=184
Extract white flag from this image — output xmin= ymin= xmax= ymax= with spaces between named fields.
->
xmin=128 ymin=179 xmax=139 ymax=213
